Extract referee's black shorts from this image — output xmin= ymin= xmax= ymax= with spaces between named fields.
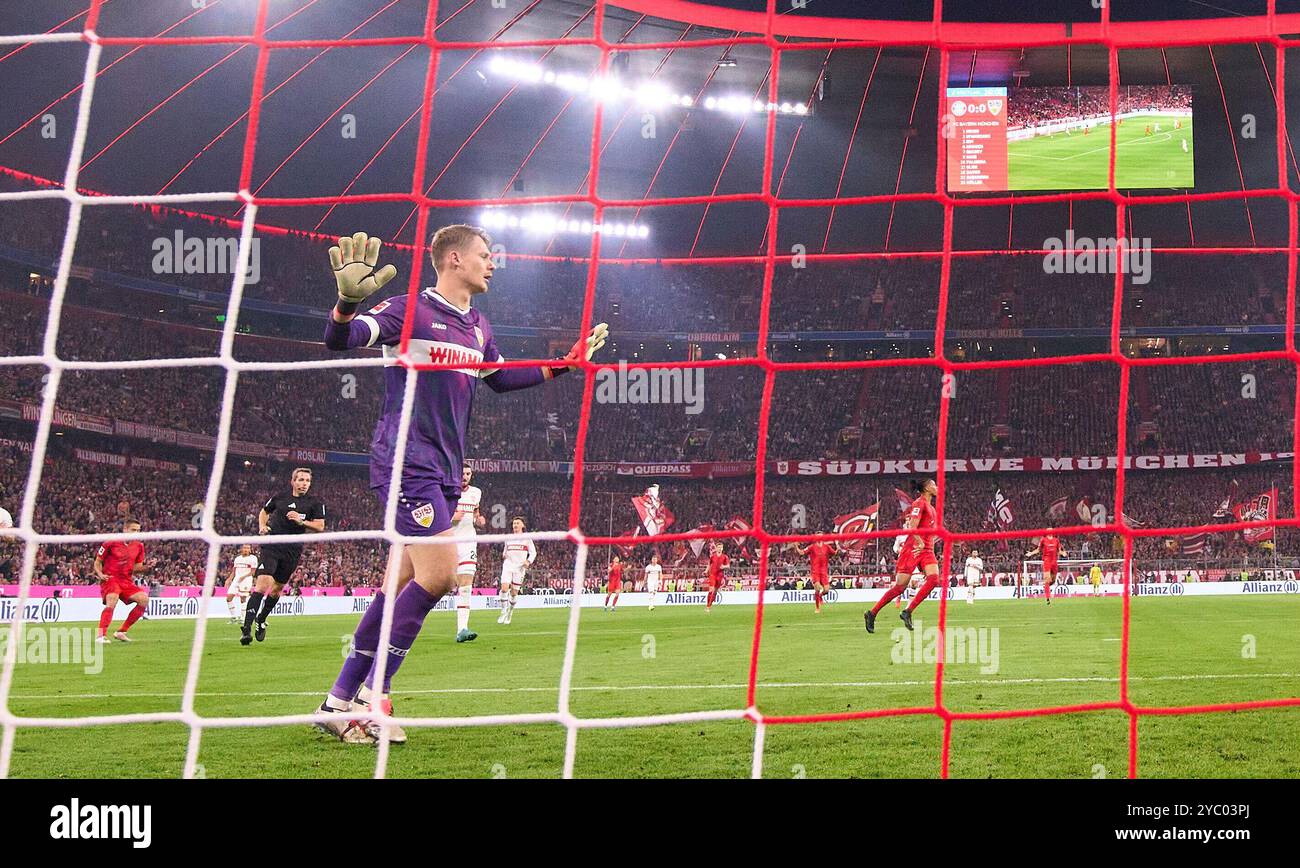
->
xmin=257 ymin=544 xmax=302 ymax=586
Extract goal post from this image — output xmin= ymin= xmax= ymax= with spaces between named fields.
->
xmin=1021 ymin=558 xmax=1132 ymax=588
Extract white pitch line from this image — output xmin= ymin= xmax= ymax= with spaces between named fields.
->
xmin=8 ymin=671 xmax=1297 ymax=702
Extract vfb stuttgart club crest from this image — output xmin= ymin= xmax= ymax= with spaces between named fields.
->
xmin=411 ymin=502 xmax=435 ymax=528
xmin=473 ymin=326 xmax=484 ymax=348
xmin=988 ymin=99 xmax=1003 ymax=116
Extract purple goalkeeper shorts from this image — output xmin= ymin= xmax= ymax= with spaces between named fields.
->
xmin=372 ymin=479 xmax=460 ymax=538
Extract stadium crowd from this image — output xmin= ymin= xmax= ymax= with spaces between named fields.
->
xmin=1006 ymin=85 xmax=1192 ymax=131
xmin=1 ymin=195 xmax=1294 ymax=593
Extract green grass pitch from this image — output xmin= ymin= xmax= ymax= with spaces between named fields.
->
xmin=1007 ymin=114 xmax=1194 ymax=190
xmin=4 ymin=594 xmax=1296 ymax=778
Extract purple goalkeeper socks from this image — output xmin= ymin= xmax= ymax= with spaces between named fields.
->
xmin=329 ymin=590 xmax=387 ymax=702
xmin=364 ymin=581 xmax=439 ymax=694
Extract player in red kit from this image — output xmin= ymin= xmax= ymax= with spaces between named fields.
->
xmin=796 ymin=538 xmax=834 ymax=613
xmin=865 ymin=479 xmax=941 ymax=634
xmin=1026 ymin=529 xmax=1061 ymax=605
xmin=603 ymin=555 xmax=624 ymax=612
xmin=705 ymin=542 xmax=730 ymax=611
xmin=93 ymin=517 xmax=152 ymax=643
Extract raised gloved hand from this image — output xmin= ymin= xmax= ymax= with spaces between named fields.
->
xmin=329 ymin=231 xmax=398 ymax=304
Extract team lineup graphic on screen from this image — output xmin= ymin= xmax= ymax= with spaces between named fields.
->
xmin=946 ymin=86 xmax=1194 ymax=191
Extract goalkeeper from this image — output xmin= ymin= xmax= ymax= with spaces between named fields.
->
xmin=312 ymin=226 xmax=607 ymax=744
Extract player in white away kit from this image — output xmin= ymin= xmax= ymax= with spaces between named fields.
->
xmin=225 ymin=544 xmax=259 ymax=623
xmin=497 ymin=516 xmax=535 ymax=625
xmin=644 ymin=554 xmax=663 ymax=611
xmin=964 ymin=549 xmax=984 ymax=605
xmin=452 ymin=463 xmax=485 ymax=643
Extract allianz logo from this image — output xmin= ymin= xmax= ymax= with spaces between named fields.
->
xmin=0 ymin=598 xmax=61 ymax=623
xmin=146 ymin=598 xmax=201 ymax=617
xmin=779 ymin=590 xmax=839 ymax=603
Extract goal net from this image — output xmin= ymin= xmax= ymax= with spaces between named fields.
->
xmin=1 ymin=0 xmax=1297 ymax=781
xmin=1021 ymin=558 xmax=1132 ymax=587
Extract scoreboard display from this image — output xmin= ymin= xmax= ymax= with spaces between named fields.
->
xmin=946 ymin=87 xmax=1009 ymax=191
xmin=944 ymin=85 xmax=1194 ymax=192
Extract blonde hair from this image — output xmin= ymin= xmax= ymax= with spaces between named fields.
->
xmin=429 ymin=224 xmax=491 ymax=272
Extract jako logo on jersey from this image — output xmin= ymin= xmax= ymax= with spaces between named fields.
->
xmin=431 ymin=321 xmax=447 ymax=330
xmin=411 ymin=503 xmax=435 ymax=528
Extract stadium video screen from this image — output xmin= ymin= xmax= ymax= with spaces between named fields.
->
xmin=945 ymin=85 xmax=1193 ymax=192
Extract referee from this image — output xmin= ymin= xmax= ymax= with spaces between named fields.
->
xmin=242 ymin=467 xmax=325 ymax=645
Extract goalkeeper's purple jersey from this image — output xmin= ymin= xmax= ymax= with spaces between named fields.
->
xmin=338 ymin=288 xmax=505 ymax=490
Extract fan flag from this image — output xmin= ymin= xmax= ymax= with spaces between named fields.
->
xmin=1075 ymin=496 xmax=1092 ymax=524
xmin=1121 ymin=511 xmax=1146 ymax=528
xmin=1180 ymin=532 xmax=1209 ymax=555
xmin=833 ymin=504 xmax=880 ymax=564
xmin=986 ymin=487 xmax=1014 ymax=529
xmin=1047 ymin=495 xmax=1068 ymax=521
xmin=984 ymin=488 xmax=1013 ymax=551
xmin=1233 ymin=487 xmax=1278 ymax=544
xmin=1213 ymin=479 xmax=1241 ymax=518
xmin=631 ymin=485 xmax=675 ymax=536
xmin=891 ymin=488 xmax=913 ymax=516
xmin=688 ymin=523 xmax=715 ymax=558
xmin=671 ymin=540 xmax=690 ymax=565
xmin=724 ymin=516 xmax=754 ymax=560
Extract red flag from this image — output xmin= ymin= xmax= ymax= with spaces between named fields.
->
xmin=631 ymin=487 xmax=675 ymax=536
xmin=892 ymin=488 xmax=913 ymax=518
xmin=725 ymin=516 xmax=753 ymax=561
xmin=1234 ymin=487 xmax=1277 ymax=544
xmin=688 ymin=524 xmax=715 ymax=559
xmin=1047 ymin=496 xmax=1068 ymax=521
xmin=1074 ymin=496 xmax=1092 ymax=524
xmin=833 ymin=504 xmax=880 ymax=565
xmin=1213 ymin=479 xmax=1240 ymax=518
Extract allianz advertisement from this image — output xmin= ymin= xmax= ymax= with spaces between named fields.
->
xmin=2 ymin=579 xmax=1297 ymax=624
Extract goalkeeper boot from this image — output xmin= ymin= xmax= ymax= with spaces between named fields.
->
xmin=899 ymin=608 xmax=914 ymax=632
xmin=863 ymin=610 xmax=876 ymax=634
xmin=455 ymin=628 xmax=477 ymax=643
xmin=369 ymin=695 xmax=407 ymax=745
xmin=312 ymin=701 xmax=376 ymax=745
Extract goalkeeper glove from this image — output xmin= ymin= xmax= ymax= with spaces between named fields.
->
xmin=329 ymin=231 xmax=398 ymax=308
xmin=892 ymin=535 xmax=905 ymax=556
xmin=550 ymin=322 xmax=609 ymax=376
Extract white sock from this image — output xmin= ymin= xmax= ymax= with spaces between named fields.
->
xmin=648 ymin=593 xmax=655 ymax=607
xmin=227 ymin=597 xmax=240 ymax=619
xmin=456 ymin=584 xmax=471 ymax=633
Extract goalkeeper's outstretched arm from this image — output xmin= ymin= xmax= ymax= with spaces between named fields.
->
xmin=320 ymin=231 xmax=610 ymax=378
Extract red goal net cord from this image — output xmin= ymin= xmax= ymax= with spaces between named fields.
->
xmin=1 ymin=0 xmax=1299 ymax=779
